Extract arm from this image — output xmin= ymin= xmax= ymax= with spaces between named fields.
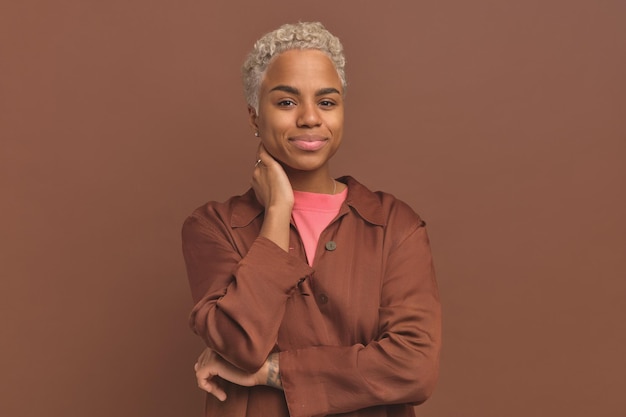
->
xmin=279 ymin=222 xmax=441 ymax=417
xmin=194 ymin=348 xmax=282 ymax=402
xmin=183 ymin=220 xmax=311 ymax=371
xmin=183 ymin=145 xmax=310 ymax=372
xmin=252 ymin=145 xmax=293 ymax=252
xmin=191 ymin=201 xmax=440 ymax=413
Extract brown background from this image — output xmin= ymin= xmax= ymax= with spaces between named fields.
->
xmin=1 ymin=1 xmax=625 ymax=416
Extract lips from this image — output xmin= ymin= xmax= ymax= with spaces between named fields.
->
xmin=289 ymin=135 xmax=328 ymax=151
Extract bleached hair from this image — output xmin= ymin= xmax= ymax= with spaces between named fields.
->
xmin=242 ymin=22 xmax=347 ymax=112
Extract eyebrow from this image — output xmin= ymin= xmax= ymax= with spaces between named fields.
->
xmin=269 ymin=85 xmax=342 ymax=96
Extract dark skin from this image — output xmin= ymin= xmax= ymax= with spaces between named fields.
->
xmin=195 ymin=49 xmax=345 ymax=400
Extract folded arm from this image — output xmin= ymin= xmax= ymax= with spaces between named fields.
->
xmin=183 ymin=214 xmax=313 ymax=372
xmin=279 ymin=224 xmax=441 ymax=417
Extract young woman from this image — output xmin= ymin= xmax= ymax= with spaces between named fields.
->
xmin=182 ymin=22 xmax=441 ymax=417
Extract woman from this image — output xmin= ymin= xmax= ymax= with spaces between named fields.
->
xmin=182 ymin=22 xmax=441 ymax=417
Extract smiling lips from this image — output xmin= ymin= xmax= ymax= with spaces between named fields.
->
xmin=289 ymin=135 xmax=328 ymax=151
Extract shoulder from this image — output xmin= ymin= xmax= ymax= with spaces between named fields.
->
xmin=380 ymin=192 xmax=426 ymax=227
xmin=182 ymin=189 xmax=263 ymax=236
xmin=341 ymin=176 xmax=426 ymax=230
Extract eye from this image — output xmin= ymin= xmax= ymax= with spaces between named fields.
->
xmin=319 ymin=100 xmax=336 ymax=108
xmin=277 ymin=99 xmax=296 ymax=107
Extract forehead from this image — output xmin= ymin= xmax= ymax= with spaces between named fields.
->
xmin=261 ymin=49 xmax=343 ymax=92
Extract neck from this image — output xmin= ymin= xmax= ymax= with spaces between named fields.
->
xmin=284 ymin=166 xmax=336 ymax=194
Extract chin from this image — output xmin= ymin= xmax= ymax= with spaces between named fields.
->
xmin=282 ymin=160 xmax=326 ymax=173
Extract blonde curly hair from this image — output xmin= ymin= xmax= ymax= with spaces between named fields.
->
xmin=242 ymin=22 xmax=347 ymax=112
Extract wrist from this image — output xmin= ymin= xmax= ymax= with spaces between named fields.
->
xmin=260 ymin=206 xmax=292 ymax=252
xmin=264 ymin=201 xmax=293 ymax=216
xmin=265 ymin=353 xmax=283 ymax=390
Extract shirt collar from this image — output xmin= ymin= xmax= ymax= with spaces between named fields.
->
xmin=230 ymin=189 xmax=264 ymax=228
xmin=230 ymin=175 xmax=386 ymax=228
xmin=339 ymin=176 xmax=386 ymax=226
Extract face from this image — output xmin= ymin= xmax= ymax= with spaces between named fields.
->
xmin=249 ymin=49 xmax=344 ymax=174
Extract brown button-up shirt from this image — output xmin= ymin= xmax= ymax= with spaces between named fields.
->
xmin=182 ymin=176 xmax=441 ymax=417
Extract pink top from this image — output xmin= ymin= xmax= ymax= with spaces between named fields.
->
xmin=292 ymin=187 xmax=348 ymax=266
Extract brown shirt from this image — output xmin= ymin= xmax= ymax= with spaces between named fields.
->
xmin=182 ymin=176 xmax=441 ymax=417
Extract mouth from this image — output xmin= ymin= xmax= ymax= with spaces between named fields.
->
xmin=288 ymin=135 xmax=328 ymax=152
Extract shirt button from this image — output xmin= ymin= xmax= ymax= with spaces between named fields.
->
xmin=318 ymin=293 xmax=329 ymax=305
xmin=325 ymin=241 xmax=337 ymax=251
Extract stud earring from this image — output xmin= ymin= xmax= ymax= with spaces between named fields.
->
xmin=254 ymin=132 xmax=259 ymax=137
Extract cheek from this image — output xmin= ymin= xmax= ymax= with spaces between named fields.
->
xmin=328 ymin=114 xmax=344 ymax=135
xmin=258 ymin=114 xmax=288 ymax=135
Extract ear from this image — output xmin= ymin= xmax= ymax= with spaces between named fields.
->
xmin=247 ymin=106 xmax=259 ymax=134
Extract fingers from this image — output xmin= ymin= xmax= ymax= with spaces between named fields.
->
xmin=255 ymin=144 xmax=280 ymax=168
xmin=195 ymin=360 xmax=227 ymax=402
xmin=194 ymin=348 xmax=227 ymax=401
xmin=197 ymin=373 xmax=227 ymax=401
xmin=254 ymin=147 xmax=267 ymax=169
xmin=253 ymin=145 xmax=270 ymax=174
xmin=251 ymin=143 xmax=293 ymax=215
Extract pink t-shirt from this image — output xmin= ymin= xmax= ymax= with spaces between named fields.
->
xmin=292 ymin=188 xmax=348 ymax=266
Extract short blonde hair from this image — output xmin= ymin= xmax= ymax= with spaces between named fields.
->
xmin=242 ymin=22 xmax=347 ymax=112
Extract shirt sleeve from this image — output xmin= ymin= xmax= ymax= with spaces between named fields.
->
xmin=279 ymin=222 xmax=442 ymax=417
xmin=182 ymin=211 xmax=313 ymax=372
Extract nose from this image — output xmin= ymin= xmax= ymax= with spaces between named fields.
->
xmin=296 ymin=102 xmax=322 ymax=128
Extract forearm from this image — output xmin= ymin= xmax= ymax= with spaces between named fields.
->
xmin=279 ymin=335 xmax=440 ymax=417
xmin=259 ymin=204 xmax=292 ymax=252
xmin=189 ymin=238 xmax=312 ymax=371
xmin=280 ymin=222 xmax=441 ymax=417
xmin=262 ymin=352 xmax=283 ymax=390
xmin=195 ymin=349 xmax=283 ymax=401
xmin=184 ymin=213 xmax=313 ymax=371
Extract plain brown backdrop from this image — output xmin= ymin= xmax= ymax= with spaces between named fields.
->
xmin=1 ymin=1 xmax=625 ymax=416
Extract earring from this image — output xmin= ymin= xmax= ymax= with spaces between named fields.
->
xmin=254 ymin=132 xmax=259 ymax=137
